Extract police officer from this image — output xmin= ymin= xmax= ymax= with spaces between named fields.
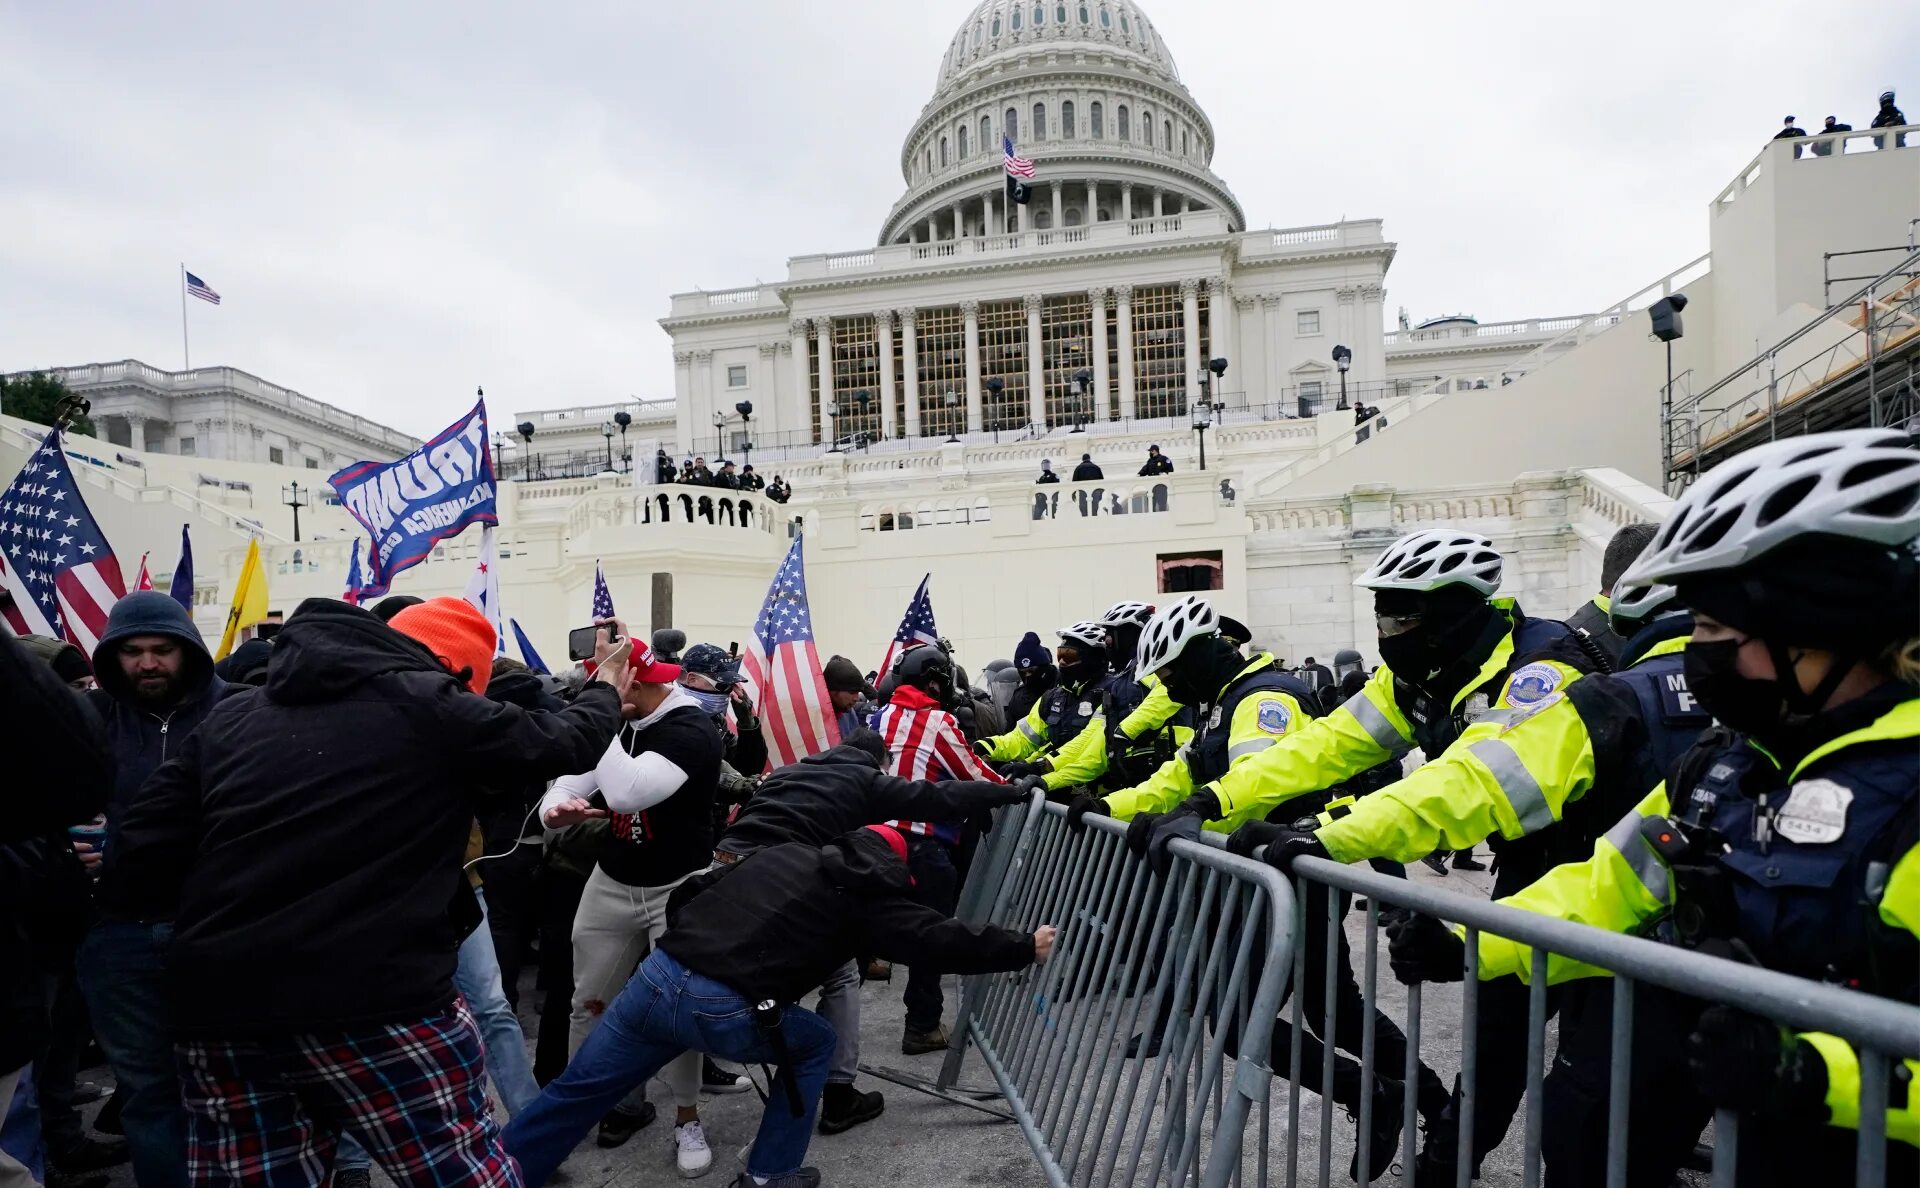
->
xmin=1085 ymin=598 xmax=1447 ymax=1179
xmin=1135 ymin=529 xmax=1597 ymax=859
xmin=1396 ymin=429 xmax=1920 ymax=1185
xmin=1563 ymin=521 xmax=1658 ymax=671
xmin=1034 ymin=601 xmax=1187 ymax=796
xmin=976 ymin=622 xmax=1110 ymax=776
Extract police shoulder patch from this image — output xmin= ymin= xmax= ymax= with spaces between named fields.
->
xmin=1503 ymin=662 xmax=1564 ymax=707
xmin=1256 ymin=698 xmax=1292 ymax=735
xmin=1498 ymin=691 xmax=1563 ymax=734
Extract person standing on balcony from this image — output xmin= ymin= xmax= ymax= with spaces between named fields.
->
xmin=1773 ymin=115 xmax=1807 ymax=142
xmin=740 ymin=464 xmax=765 ymax=492
xmin=1138 ymin=444 xmax=1173 ymax=477
xmin=713 ymin=461 xmax=741 ymax=490
xmin=1812 ymin=114 xmax=1853 ymax=156
xmin=655 ymin=449 xmax=676 ymax=484
xmin=1035 ymin=459 xmax=1059 ymax=484
xmin=1072 ymin=453 xmax=1103 ymax=481
xmin=1871 ymin=89 xmax=1907 ymax=147
xmin=767 ymin=476 xmax=791 ymax=504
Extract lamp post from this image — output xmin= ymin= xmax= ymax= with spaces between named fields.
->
xmin=614 ymin=410 xmax=632 ymax=473
xmin=985 ymin=377 xmax=1004 ymax=444
xmin=824 ymin=400 xmax=841 ymax=452
xmin=854 ymin=390 xmax=873 ymax=450
xmin=735 ymin=400 xmax=754 ymax=471
xmin=1192 ymin=398 xmax=1214 ymax=471
xmin=1071 ymin=369 xmax=1092 ymax=432
xmin=943 ymin=391 xmax=961 ymax=443
xmin=1208 ymin=357 xmax=1229 ymax=419
xmin=600 ymin=422 xmax=616 ymax=473
xmin=281 ymin=481 xmax=310 ymax=542
xmin=517 ymin=420 xmax=538 ymax=480
xmin=1649 ymin=293 xmax=1689 ymax=478
xmin=712 ymin=412 xmax=728 ymax=461
xmin=1331 ymin=345 xmax=1352 ymax=411
xmin=491 ymin=432 xmax=510 ymax=481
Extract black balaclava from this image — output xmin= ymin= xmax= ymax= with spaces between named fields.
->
xmin=1107 ymin=624 xmax=1144 ymax=673
xmin=1057 ymin=642 xmax=1109 ymax=688
xmin=1373 ymin=585 xmax=1503 ymax=699
xmin=1160 ymin=636 xmax=1243 ymax=709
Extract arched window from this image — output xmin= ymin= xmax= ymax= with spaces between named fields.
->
xmin=1033 ymin=102 xmax=1047 ymax=139
xmin=1010 ymin=6 xmax=1021 ymax=29
xmin=939 ymin=136 xmax=948 ymax=167
xmin=1006 ymin=107 xmax=1018 ymax=141
xmin=1079 ymin=5 xmax=1090 ymax=23
xmin=1163 ymin=120 xmax=1172 ymax=148
xmin=1181 ymin=129 xmax=1189 ymax=156
xmin=1056 ymin=4 xmax=1068 ymax=23
xmin=972 ymin=21 xmax=983 ymax=45
xmin=981 ymin=115 xmax=992 ymax=151
xmin=1117 ymin=104 xmax=1130 ymax=139
xmin=1100 ymin=6 xmax=1111 ymax=27
xmin=1061 ymin=100 xmax=1075 ymax=138
xmin=958 ymin=125 xmax=969 ymax=157
xmin=1035 ymin=210 xmax=1052 ymax=229
xmin=1091 ymin=101 xmax=1104 ymax=137
xmin=1142 ymin=111 xmax=1153 ymax=146
xmin=1033 ymin=4 xmax=1045 ymax=25
xmin=991 ymin=13 xmax=1001 ymax=35
xmin=925 ymin=147 xmax=932 ymax=174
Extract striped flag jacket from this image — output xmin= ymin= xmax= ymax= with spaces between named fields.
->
xmin=877 ymin=684 xmax=1005 ymax=845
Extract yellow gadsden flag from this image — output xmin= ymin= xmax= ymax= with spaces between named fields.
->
xmin=215 ymin=539 xmax=269 ymax=660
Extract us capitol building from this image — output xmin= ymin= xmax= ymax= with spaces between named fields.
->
xmin=6 ymin=0 xmax=1913 ymax=669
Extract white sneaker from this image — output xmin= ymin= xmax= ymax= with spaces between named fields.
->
xmin=676 ymin=1119 xmax=713 ymax=1179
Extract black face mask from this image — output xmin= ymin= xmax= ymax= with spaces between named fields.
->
xmin=1375 ymin=598 xmax=1499 ymax=692
xmin=1683 ymin=638 xmax=1786 ymax=738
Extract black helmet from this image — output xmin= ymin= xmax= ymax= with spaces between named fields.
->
xmin=893 ymin=642 xmax=956 ymax=702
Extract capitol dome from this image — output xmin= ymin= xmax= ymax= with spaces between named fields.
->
xmin=879 ymin=0 xmax=1243 ymax=245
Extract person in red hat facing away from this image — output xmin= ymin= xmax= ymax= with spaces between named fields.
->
xmin=504 ymin=824 xmax=1054 ymax=1188
xmin=537 ymin=619 xmax=728 ymax=1173
xmin=102 ymin=596 xmax=632 ymax=1187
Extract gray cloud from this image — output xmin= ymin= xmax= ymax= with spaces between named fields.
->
xmin=2 ymin=0 xmax=1911 ymax=437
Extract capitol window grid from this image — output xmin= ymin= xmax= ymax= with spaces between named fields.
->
xmin=978 ymin=299 xmax=1029 ymax=432
xmin=1041 ymin=294 xmax=1093 ymax=428
xmin=916 ymin=306 xmax=967 ymax=438
xmin=831 ymin=314 xmax=882 ymax=442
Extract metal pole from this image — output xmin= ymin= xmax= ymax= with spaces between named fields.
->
xmin=179 ymin=263 xmax=190 ymax=370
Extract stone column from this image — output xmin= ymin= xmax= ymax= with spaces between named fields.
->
xmin=1153 ymin=189 xmax=1164 ymax=217
xmin=1090 ymin=287 xmax=1111 ymax=420
xmin=988 ymin=187 xmax=1001 ymax=236
xmin=1115 ymin=284 xmax=1136 ymax=420
xmin=673 ymin=350 xmax=694 ymax=453
xmin=900 ymin=309 xmax=921 ymax=438
xmin=1336 ymin=286 xmax=1359 ymax=389
xmin=1235 ymin=293 xmax=1259 ymax=410
xmin=961 ymin=300 xmax=983 ymax=432
xmin=787 ymin=320 xmax=809 ymax=430
xmin=1260 ymin=294 xmax=1283 ymax=403
xmin=1121 ymin=182 xmax=1133 ymax=221
xmin=1050 ymin=182 xmax=1064 ymax=230
xmin=1206 ymin=278 xmax=1229 ymax=380
xmin=1359 ymin=283 xmax=1386 ymax=383
xmin=1086 ymin=179 xmax=1098 ymax=224
xmin=1024 ymin=293 xmax=1046 ymax=428
xmin=812 ymin=318 xmax=834 ymax=443
xmin=693 ymin=349 xmax=716 ymax=453
xmin=874 ymin=310 xmax=896 ymax=439
xmin=1180 ymin=279 xmax=1201 ymax=408
xmin=951 ymin=200 xmax=963 ymax=240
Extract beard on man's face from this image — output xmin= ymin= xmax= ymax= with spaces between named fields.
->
xmin=128 ymin=669 xmax=181 ymax=704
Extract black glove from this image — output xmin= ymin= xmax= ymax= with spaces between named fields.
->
xmin=1012 ymin=774 xmax=1048 ymax=800
xmin=1067 ymin=794 xmax=1111 ymax=832
xmin=1386 ymin=913 xmax=1466 ymax=985
xmin=1125 ymin=812 xmax=1163 ymax=859
xmin=1258 ymin=828 xmax=1329 ymax=876
xmin=1145 ymin=808 xmax=1204 ymax=874
xmin=1226 ymin=820 xmax=1288 ymax=860
xmin=1687 ymin=1006 xmax=1827 ymax=1121
xmin=1000 ymin=759 xmax=1039 ymax=781
xmin=973 ymin=739 xmax=993 ymax=758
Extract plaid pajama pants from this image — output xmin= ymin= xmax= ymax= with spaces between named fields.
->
xmin=177 ymin=999 xmax=520 ymax=1187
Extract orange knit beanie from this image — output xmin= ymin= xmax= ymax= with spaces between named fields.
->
xmin=389 ymin=597 xmax=496 ymax=694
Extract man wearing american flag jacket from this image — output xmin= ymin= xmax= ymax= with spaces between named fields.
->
xmin=872 ymin=643 xmax=1009 ymax=1054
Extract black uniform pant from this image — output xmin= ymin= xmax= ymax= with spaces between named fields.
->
xmin=1420 ymin=976 xmax=1573 ymax=1173
xmin=902 ymin=835 xmax=961 ymax=1032
xmin=532 ymin=863 xmax=590 ymax=1085
xmin=1544 ymin=980 xmax=1916 ymax=1188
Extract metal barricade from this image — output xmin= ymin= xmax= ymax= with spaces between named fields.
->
xmin=937 ymin=795 xmax=1299 ymax=1188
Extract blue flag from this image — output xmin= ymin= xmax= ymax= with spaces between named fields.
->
xmin=167 ymin=524 xmax=194 ymax=611
xmin=510 ymin=618 xmax=550 ymax=674
xmin=329 ymin=399 xmax=497 ymax=599
xmin=343 ymin=538 xmax=365 ymax=604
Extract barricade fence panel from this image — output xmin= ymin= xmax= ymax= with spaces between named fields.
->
xmin=935 ymin=794 xmax=1918 ymax=1188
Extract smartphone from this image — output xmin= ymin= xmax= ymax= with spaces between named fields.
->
xmin=568 ymin=621 xmax=621 ymax=661
xmin=728 ymin=640 xmax=739 ymax=659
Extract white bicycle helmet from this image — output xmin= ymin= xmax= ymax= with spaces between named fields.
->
xmin=1099 ymin=600 xmax=1156 ymax=629
xmin=1057 ymin=621 xmax=1107 ymax=651
xmin=1608 ymin=578 xmax=1680 ymax=629
xmin=1355 ymin=529 xmax=1504 ymax=596
xmin=1136 ymin=596 xmax=1220 ymax=678
xmin=1622 ymin=429 xmax=1920 ymax=587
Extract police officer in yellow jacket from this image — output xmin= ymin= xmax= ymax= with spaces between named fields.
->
xmin=1391 ymin=429 xmax=1920 ymax=1186
xmin=976 ymin=621 xmax=1111 ymax=771
xmin=1135 ymin=529 xmax=1600 ymax=870
xmin=1021 ymin=601 xmax=1181 ymax=796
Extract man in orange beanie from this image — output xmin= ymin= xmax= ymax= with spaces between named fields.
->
xmin=104 ymin=597 xmax=632 ymax=1184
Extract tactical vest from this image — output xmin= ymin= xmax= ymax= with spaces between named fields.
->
xmin=1186 ymin=664 xmax=1318 ymax=788
xmin=1662 ymin=727 xmax=1920 ymax=996
xmin=1391 ymin=614 xmax=1589 ymax=759
xmin=1040 ymin=681 xmax=1100 ymax=747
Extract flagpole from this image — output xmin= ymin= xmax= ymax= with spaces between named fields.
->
xmin=179 ymin=263 xmax=190 ymax=370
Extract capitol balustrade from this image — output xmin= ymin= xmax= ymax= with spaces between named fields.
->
xmin=789 ymin=210 xmax=1236 ymax=280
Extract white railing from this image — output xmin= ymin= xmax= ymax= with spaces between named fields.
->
xmin=1384 ymin=313 xmax=1597 ymax=347
xmin=786 ymin=211 xmax=1232 ymax=280
xmin=521 ymin=399 xmax=676 ymax=427
xmin=1715 ymin=122 xmax=1918 ymax=216
xmin=1238 ymin=219 xmax=1386 ymax=257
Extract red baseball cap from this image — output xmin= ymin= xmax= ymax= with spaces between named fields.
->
xmin=628 ymin=639 xmax=682 ymax=684
xmin=863 ymin=824 xmax=914 ymax=884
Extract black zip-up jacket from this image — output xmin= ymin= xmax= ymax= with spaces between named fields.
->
xmin=718 ymin=743 xmax=1020 ymax=858
xmin=102 ymin=598 xmax=625 ymax=1035
xmin=662 ymin=828 xmax=1035 ymax=1005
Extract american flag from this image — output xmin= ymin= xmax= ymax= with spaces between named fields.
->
xmin=185 ymin=270 xmax=221 ymax=305
xmin=741 ymin=536 xmax=840 ymax=768
xmin=592 ymin=561 xmax=615 ymax=619
xmin=877 ymin=573 xmax=939 ymax=681
xmin=0 ymin=428 xmax=126 ymax=655
xmin=342 ymin=537 xmax=364 ymax=605
xmin=1003 ymin=135 xmax=1036 ymax=178
xmin=461 ymin=525 xmax=506 ymax=655
xmin=135 ymin=552 xmax=153 ymax=591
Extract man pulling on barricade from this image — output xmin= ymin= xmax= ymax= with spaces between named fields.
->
xmin=502 ymin=825 xmax=1054 ymax=1188
xmin=1389 ymin=430 xmax=1920 ymax=1186
xmin=1074 ymin=596 xmax=1440 ymax=1180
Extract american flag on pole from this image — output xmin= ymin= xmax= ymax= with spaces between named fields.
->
xmin=877 ymin=573 xmax=938 ymax=681
xmin=591 ymin=561 xmax=615 ymax=619
xmin=1003 ymin=135 xmax=1036 ymax=178
xmin=135 ymin=552 xmax=154 ymax=591
xmin=185 ymin=271 xmax=221 ymax=305
xmin=0 ymin=427 xmax=126 ymax=655
xmin=741 ymin=536 xmax=840 ymax=768
xmin=461 ymin=525 xmax=506 ymax=655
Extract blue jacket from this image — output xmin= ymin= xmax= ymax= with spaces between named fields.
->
xmin=87 ymin=592 xmax=234 ymax=921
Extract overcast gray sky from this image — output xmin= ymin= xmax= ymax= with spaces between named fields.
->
xmin=2 ymin=0 xmax=1911 ymax=438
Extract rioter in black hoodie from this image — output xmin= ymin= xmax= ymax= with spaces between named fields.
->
xmin=503 ymin=825 xmax=1052 ymax=1188
xmin=103 ymin=596 xmax=631 ymax=1185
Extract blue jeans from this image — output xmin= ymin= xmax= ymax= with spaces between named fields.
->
xmin=503 ymin=949 xmax=834 ymax=1186
xmin=2 ymin=1063 xmax=46 ymax=1181
xmin=337 ymin=887 xmax=539 ymax=1171
xmin=77 ymin=919 xmax=188 ymax=1188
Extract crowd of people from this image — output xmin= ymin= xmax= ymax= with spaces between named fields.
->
xmin=5 ymin=427 xmax=1915 ymax=1188
xmin=654 ymin=451 xmax=790 ymax=503
xmin=1772 ymin=88 xmax=1907 ymax=149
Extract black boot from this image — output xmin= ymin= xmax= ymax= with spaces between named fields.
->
xmin=1345 ymin=1076 xmax=1406 ymax=1183
xmin=1450 ymin=848 xmax=1487 ymax=872
xmin=818 ymin=1082 xmax=886 ymax=1134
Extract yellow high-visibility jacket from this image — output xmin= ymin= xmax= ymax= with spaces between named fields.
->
xmin=1041 ymin=672 xmax=1186 ymax=793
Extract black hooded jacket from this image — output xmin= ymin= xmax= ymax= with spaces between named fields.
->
xmin=102 ymin=597 xmax=625 ymax=1035
xmin=661 ymin=828 xmax=1035 ymax=1006
xmin=718 ymin=743 xmax=1019 ymax=858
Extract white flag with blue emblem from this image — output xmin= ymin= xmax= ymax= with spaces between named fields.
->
xmin=461 ymin=524 xmax=507 ymax=655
